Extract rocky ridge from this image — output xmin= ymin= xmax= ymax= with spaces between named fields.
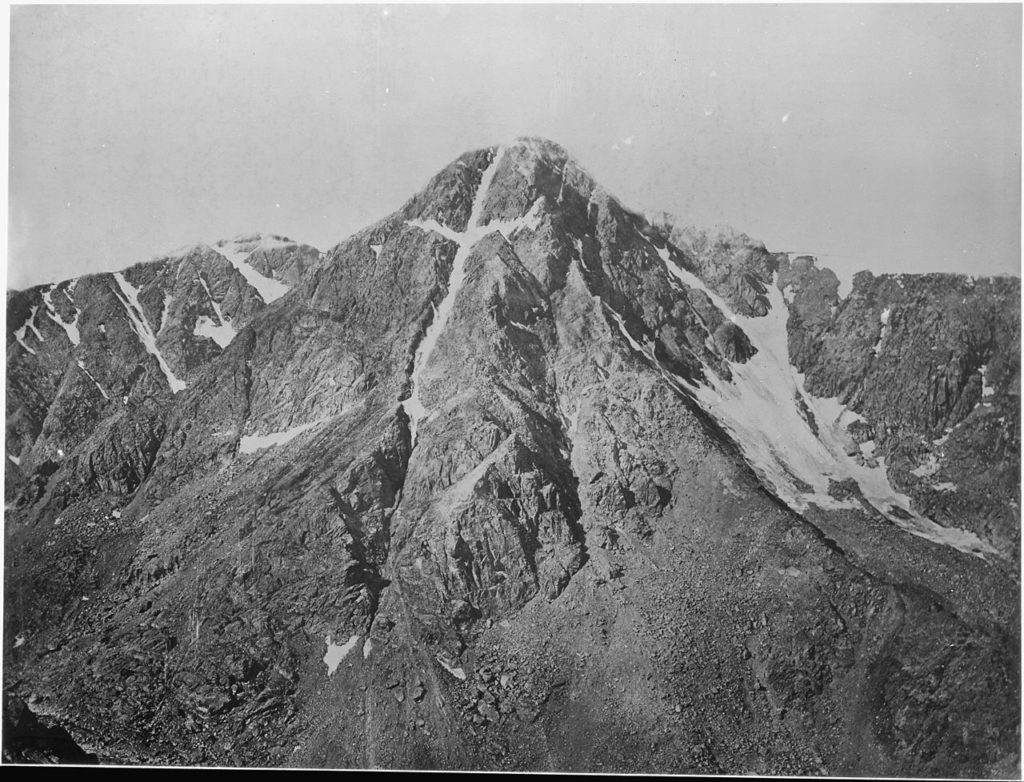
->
xmin=3 ymin=138 xmax=1019 ymax=776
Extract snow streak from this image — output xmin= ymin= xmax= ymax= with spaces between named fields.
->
xmin=323 ymin=634 xmax=360 ymax=675
xmin=193 ymin=276 xmax=236 ymax=348
xmin=13 ymin=318 xmax=37 ymax=355
xmin=77 ymin=360 xmax=110 ymax=401
xmin=42 ymin=285 xmax=81 ymax=346
xmin=212 ymin=236 xmax=291 ymax=303
xmin=239 ymin=417 xmax=330 ymax=454
xmin=623 ymin=231 xmax=997 ymax=559
xmin=403 ymin=146 xmax=547 ymax=446
xmin=111 ymin=273 xmax=187 ymax=393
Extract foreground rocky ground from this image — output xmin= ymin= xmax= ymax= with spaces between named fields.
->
xmin=4 ymin=138 xmax=1019 ymax=775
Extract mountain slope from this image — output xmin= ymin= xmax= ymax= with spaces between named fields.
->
xmin=4 ymin=138 xmax=1019 ymax=776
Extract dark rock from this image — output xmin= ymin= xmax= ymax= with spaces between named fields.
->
xmin=3 ymin=136 xmax=1017 ymax=778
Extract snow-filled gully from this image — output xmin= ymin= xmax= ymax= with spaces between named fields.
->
xmin=111 ymin=273 xmax=188 ymax=394
xmin=323 ymin=634 xmax=361 ymax=675
xmin=238 ymin=417 xmax=331 ymax=454
xmin=403 ymin=145 xmax=518 ymax=447
xmin=212 ymin=237 xmax=291 ymax=304
xmin=616 ymin=232 xmax=997 ymax=560
xmin=382 ymin=146 xmax=522 ymax=681
xmin=13 ymin=316 xmax=38 ymax=355
xmin=194 ymin=276 xmax=236 ymax=348
xmin=42 ymin=285 xmax=81 ymax=346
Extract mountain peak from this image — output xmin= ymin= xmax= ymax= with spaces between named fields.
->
xmin=508 ymin=135 xmax=572 ymax=163
xmin=4 ymin=134 xmax=1019 ymax=777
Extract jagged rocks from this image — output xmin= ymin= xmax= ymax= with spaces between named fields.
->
xmin=3 ymin=137 xmax=1018 ymax=776
xmin=713 ymin=321 xmax=757 ymax=363
xmin=778 ymin=258 xmax=1020 ymax=558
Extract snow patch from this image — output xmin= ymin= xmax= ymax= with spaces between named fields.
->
xmin=482 ymin=201 xmax=546 ymax=242
xmin=239 ymin=417 xmax=330 ymax=454
xmin=194 ymin=316 xmax=234 ymax=349
xmin=980 ymin=364 xmax=995 ymax=398
xmin=370 ymin=243 xmax=383 ymax=258
xmin=112 ymin=273 xmax=187 ymax=393
xmin=406 ymin=218 xmax=461 ymax=243
xmin=8 ymin=454 xmax=20 ymax=466
xmin=573 ymin=237 xmax=591 ymax=271
xmin=436 ymin=655 xmax=467 ymax=680
xmin=42 ymin=286 xmax=81 ymax=345
xmin=629 ymin=232 xmax=997 ymax=559
xmin=933 ymin=482 xmax=958 ymax=492
xmin=25 ymin=307 xmax=45 ymax=342
xmin=363 ymin=638 xmax=373 ymax=659
xmin=193 ymin=276 xmax=236 ymax=348
xmin=517 ymin=196 xmax=545 ymax=233
xmin=212 ymin=236 xmax=291 ymax=303
xmin=13 ymin=319 xmax=37 ymax=355
xmin=873 ymin=307 xmax=891 ymax=356
xmin=607 ymin=307 xmax=650 ymax=355
xmin=158 ymin=293 xmax=173 ymax=334
xmin=323 ymin=634 xmax=360 ymax=675
xmin=402 ymin=146 xmax=508 ymax=446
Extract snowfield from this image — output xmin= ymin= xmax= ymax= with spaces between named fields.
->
xmin=323 ymin=634 xmax=360 ymax=676
xmin=193 ymin=275 xmax=236 ymax=348
xmin=212 ymin=235 xmax=292 ymax=304
xmin=239 ymin=417 xmax=330 ymax=454
xmin=621 ymin=231 xmax=999 ymax=559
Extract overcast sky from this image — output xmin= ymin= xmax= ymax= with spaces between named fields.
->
xmin=8 ymin=3 xmax=1021 ymax=290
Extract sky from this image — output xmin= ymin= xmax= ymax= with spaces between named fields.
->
xmin=7 ymin=3 xmax=1022 ymax=291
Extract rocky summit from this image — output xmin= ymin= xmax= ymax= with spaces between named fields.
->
xmin=3 ymin=137 xmax=1020 ymax=776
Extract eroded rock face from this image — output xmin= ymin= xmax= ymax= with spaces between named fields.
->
xmin=4 ymin=138 xmax=1019 ymax=776
xmin=5 ymin=236 xmax=311 ymax=513
xmin=778 ymin=258 xmax=1021 ymax=558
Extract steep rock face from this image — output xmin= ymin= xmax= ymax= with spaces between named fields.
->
xmin=216 ymin=234 xmax=321 ymax=288
xmin=5 ymin=237 xmax=313 ymax=513
xmin=379 ymin=230 xmax=588 ymax=661
xmin=4 ymin=138 xmax=1019 ymax=776
xmin=779 ymin=258 xmax=1021 ymax=558
xmin=649 ymin=219 xmax=780 ymax=318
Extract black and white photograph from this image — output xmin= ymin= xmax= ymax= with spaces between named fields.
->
xmin=2 ymin=2 xmax=1021 ymax=775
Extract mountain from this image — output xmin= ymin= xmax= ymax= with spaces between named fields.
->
xmin=4 ymin=137 xmax=1019 ymax=776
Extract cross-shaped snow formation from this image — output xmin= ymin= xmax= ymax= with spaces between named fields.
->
xmin=402 ymin=146 xmax=546 ymax=447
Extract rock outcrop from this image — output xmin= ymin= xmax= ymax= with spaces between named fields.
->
xmin=4 ymin=138 xmax=1018 ymax=777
